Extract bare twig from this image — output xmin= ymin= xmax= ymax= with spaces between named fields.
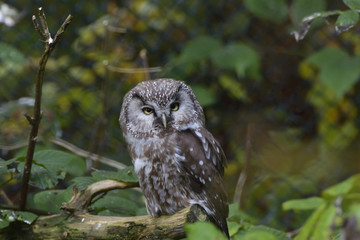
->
xmin=0 ymin=142 xmax=28 ymax=151
xmin=139 ymin=49 xmax=151 ymax=80
xmin=233 ymin=123 xmax=253 ymax=209
xmin=19 ymin=8 xmax=72 ymax=211
xmin=24 ymin=113 xmax=35 ymax=125
xmin=0 ymin=190 xmax=13 ymax=205
xmin=38 ymin=8 xmax=51 ymax=42
xmin=50 ymin=137 xmax=126 ymax=170
xmin=0 ymin=137 xmax=126 ymax=169
xmin=106 ymin=64 xmax=162 ymax=74
xmin=32 ymin=15 xmax=46 ymax=39
xmin=53 ymin=16 xmax=72 ymax=42
xmin=106 ymin=25 xmax=127 ymax=33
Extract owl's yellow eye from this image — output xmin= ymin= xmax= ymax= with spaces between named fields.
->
xmin=142 ymin=107 xmax=154 ymax=115
xmin=170 ymin=103 xmax=179 ymax=111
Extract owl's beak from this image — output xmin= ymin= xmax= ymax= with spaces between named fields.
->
xmin=161 ymin=113 xmax=167 ymax=128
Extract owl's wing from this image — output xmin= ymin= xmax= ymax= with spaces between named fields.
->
xmin=175 ymin=128 xmax=229 ymax=237
xmin=179 ymin=128 xmax=227 ymax=174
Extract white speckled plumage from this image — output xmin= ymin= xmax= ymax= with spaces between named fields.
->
xmin=119 ymin=78 xmax=229 ymax=237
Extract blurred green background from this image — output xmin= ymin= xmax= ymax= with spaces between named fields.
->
xmin=1 ymin=0 xmax=360 ymax=232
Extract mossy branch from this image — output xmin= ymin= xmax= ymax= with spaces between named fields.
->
xmin=52 ymin=180 xmax=207 ymax=239
xmin=32 ymin=204 xmax=208 ymax=240
xmin=2 ymin=180 xmax=210 ymax=239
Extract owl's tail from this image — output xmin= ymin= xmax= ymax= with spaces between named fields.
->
xmin=208 ymin=214 xmax=229 ymax=239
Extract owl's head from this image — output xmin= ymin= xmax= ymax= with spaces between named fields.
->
xmin=119 ymin=78 xmax=205 ymax=138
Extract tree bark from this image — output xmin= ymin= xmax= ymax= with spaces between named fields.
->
xmin=31 ymin=204 xmax=207 ymax=240
xmin=1 ymin=180 xmax=210 ymax=239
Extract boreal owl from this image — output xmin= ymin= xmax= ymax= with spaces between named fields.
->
xmin=119 ymin=78 xmax=229 ymax=237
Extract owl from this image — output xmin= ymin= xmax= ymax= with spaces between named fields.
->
xmin=119 ymin=78 xmax=229 ymax=237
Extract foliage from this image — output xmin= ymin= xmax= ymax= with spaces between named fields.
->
xmin=1 ymin=0 xmax=360 ymax=239
xmin=0 ymin=210 xmax=37 ymax=229
xmin=292 ymin=0 xmax=360 ymax=40
xmin=0 ymin=149 xmax=143 ymax=219
xmin=283 ymin=174 xmax=360 ymax=239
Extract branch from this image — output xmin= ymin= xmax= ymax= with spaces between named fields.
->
xmin=1 ymin=180 xmax=211 ymax=239
xmin=139 ymin=49 xmax=150 ymax=80
xmin=106 ymin=64 xmax=162 ymax=74
xmin=50 ymin=137 xmax=127 ymax=170
xmin=233 ymin=123 xmax=253 ymax=209
xmin=15 ymin=180 xmax=207 ymax=239
xmin=19 ymin=8 xmax=72 ymax=211
xmin=32 ymin=204 xmax=208 ymax=240
xmin=0 ymin=137 xmax=126 ymax=170
xmin=61 ymin=180 xmax=139 ymax=214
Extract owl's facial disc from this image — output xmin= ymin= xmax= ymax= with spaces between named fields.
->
xmin=139 ymin=100 xmax=180 ymax=130
xmin=120 ymin=79 xmax=206 ymax=138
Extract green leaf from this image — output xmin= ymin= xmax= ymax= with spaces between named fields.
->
xmin=92 ymin=170 xmax=119 ymax=181
xmin=136 ymin=207 xmax=148 ymax=216
xmin=291 ymin=0 xmax=327 ymax=24
xmin=0 ymin=158 xmax=17 ymax=167
xmin=306 ymin=47 xmax=347 ymax=68
xmin=33 ymin=150 xmax=86 ymax=176
xmin=71 ymin=176 xmax=96 ymax=190
xmin=17 ymin=162 xmax=61 ymax=189
xmin=116 ymin=167 xmax=138 ymax=182
xmin=92 ymin=167 xmax=138 ymax=183
xmin=31 ymin=167 xmax=64 ymax=189
xmin=318 ymin=56 xmax=360 ymax=96
xmin=312 ymin=205 xmax=336 ymax=240
xmin=237 ymin=231 xmax=278 ymax=240
xmin=0 ymin=42 xmax=26 ymax=78
xmin=244 ymin=0 xmax=288 ymax=23
xmin=190 ymin=85 xmax=216 ymax=107
xmin=13 ymin=211 xmax=38 ymax=224
xmin=336 ymin=10 xmax=359 ymax=28
xmin=211 ymin=43 xmax=260 ymax=79
xmin=292 ymin=10 xmax=342 ymax=41
xmin=296 ymin=203 xmax=327 ymax=240
xmin=282 ymin=197 xmax=325 ymax=211
xmin=91 ymin=196 xmax=139 ymax=216
xmin=322 ymin=174 xmax=360 ymax=198
xmin=228 ymin=203 xmax=255 ymax=223
xmin=237 ymin=225 xmax=289 ymax=240
xmin=344 ymin=0 xmax=360 ymax=10
xmin=0 ymin=210 xmax=37 ymax=227
xmin=33 ymin=189 xmax=72 ymax=213
xmin=218 ymin=75 xmax=248 ymax=101
xmin=0 ymin=218 xmax=10 ymax=229
xmin=0 ymin=158 xmax=17 ymax=175
xmin=176 ymin=36 xmax=222 ymax=64
xmin=228 ymin=221 xmax=241 ymax=237
xmin=305 ymin=47 xmax=360 ymax=98
xmin=0 ymin=42 xmax=26 ymax=62
xmin=342 ymin=194 xmax=360 ymax=217
xmin=184 ymin=221 xmax=227 ymax=240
